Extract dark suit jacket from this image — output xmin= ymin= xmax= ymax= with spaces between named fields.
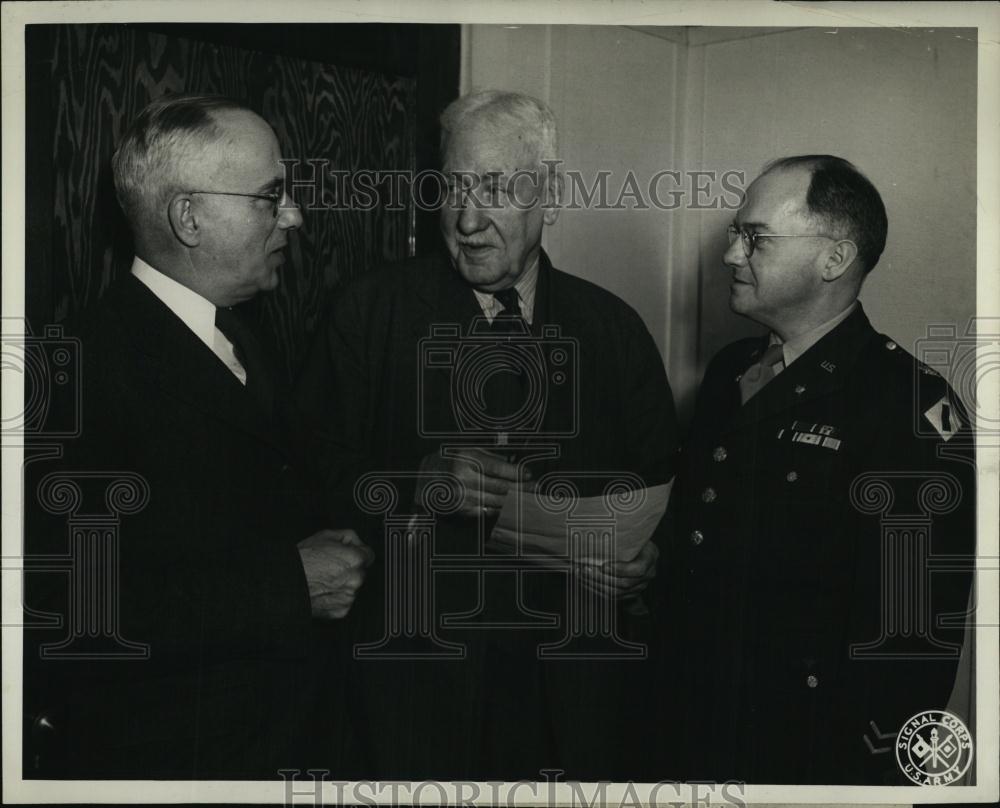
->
xmin=24 ymin=275 xmax=327 ymax=779
xmin=664 ymin=305 xmax=975 ymax=784
xmin=297 ymin=250 xmax=678 ymax=780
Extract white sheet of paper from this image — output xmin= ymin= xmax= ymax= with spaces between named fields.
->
xmin=489 ymin=481 xmax=673 ymax=567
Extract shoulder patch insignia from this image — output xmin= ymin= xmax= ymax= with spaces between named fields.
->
xmin=924 ymin=396 xmax=960 ymax=441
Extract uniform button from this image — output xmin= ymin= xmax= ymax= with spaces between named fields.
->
xmin=786 ymin=471 xmax=798 ymax=482
xmin=806 ymin=674 xmax=819 ymax=688
xmin=690 ymin=530 xmax=704 ymax=545
xmin=713 ymin=446 xmax=728 ymax=462
xmin=886 ymin=340 xmax=897 ymax=351
xmin=701 ymin=487 xmax=717 ymax=503
xmin=280 ymin=463 xmax=291 ymax=473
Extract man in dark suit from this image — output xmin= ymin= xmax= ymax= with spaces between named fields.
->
xmin=24 ymin=94 xmax=373 ymax=779
xmin=298 ymin=90 xmax=678 ymax=780
xmin=665 ymin=155 xmax=976 ymax=784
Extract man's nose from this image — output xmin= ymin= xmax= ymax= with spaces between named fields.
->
xmin=723 ymin=235 xmax=746 ymax=269
xmin=456 ymin=192 xmax=488 ymax=234
xmin=277 ymin=191 xmax=304 ymax=231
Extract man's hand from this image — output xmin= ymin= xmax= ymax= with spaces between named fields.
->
xmin=297 ymin=529 xmax=375 ymax=619
xmin=417 ymin=448 xmax=526 ymax=518
xmin=575 ymin=540 xmax=659 ymax=600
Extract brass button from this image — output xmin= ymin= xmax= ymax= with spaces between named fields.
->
xmin=690 ymin=530 xmax=704 ymax=546
xmin=806 ymin=674 xmax=819 ymax=688
xmin=713 ymin=446 xmax=728 ymax=462
xmin=786 ymin=471 xmax=798 ymax=482
xmin=886 ymin=340 xmax=897 ymax=351
xmin=701 ymin=487 xmax=717 ymax=503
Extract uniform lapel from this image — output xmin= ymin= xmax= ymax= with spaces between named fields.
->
xmin=112 ymin=276 xmax=285 ymax=452
xmin=728 ymin=305 xmax=875 ymax=431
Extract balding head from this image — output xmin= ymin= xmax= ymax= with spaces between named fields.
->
xmin=760 ymin=155 xmax=888 ymax=275
xmin=112 ymin=94 xmax=302 ymax=306
xmin=112 ymin=94 xmax=250 ymax=249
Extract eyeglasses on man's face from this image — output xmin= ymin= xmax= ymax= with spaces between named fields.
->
xmin=187 ymin=189 xmax=295 ymax=219
xmin=726 ymin=224 xmax=839 ymax=258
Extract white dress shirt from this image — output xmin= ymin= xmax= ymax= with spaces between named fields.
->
xmin=471 ymin=257 xmax=539 ymax=325
xmin=130 ymin=257 xmax=246 ymax=384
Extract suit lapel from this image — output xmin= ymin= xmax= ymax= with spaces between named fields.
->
xmin=410 ymin=257 xmax=486 ymax=337
xmin=409 ymin=257 xmax=485 ymax=437
xmin=728 ymin=305 xmax=875 ymax=431
xmin=532 ymin=252 xmax=596 ymax=449
xmin=111 ymin=276 xmax=286 ymax=452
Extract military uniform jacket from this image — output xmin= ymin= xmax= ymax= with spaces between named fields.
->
xmin=664 ymin=305 xmax=975 ymax=784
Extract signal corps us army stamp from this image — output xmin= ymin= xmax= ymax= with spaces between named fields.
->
xmin=896 ymin=710 xmax=974 ymax=785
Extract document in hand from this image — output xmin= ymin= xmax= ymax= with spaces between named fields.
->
xmin=489 ymin=481 xmax=673 ymax=567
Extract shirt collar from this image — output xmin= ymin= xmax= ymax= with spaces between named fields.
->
xmin=770 ymin=301 xmax=858 ymax=367
xmin=130 ymin=257 xmax=218 ymax=351
xmin=471 ymin=257 xmax=539 ymax=325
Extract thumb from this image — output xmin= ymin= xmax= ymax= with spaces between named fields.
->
xmin=333 ymin=529 xmax=363 ymax=547
xmin=340 ymin=535 xmax=376 ymax=567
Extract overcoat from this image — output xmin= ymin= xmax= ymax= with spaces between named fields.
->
xmin=297 ymin=250 xmax=679 ymax=780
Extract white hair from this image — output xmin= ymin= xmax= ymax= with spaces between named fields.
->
xmin=111 ymin=93 xmax=247 ymax=233
xmin=440 ymin=90 xmax=559 ymax=166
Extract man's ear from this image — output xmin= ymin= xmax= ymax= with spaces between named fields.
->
xmin=821 ymin=238 xmax=859 ymax=282
xmin=167 ymin=193 xmax=201 ymax=248
xmin=542 ymin=169 xmax=562 ymax=226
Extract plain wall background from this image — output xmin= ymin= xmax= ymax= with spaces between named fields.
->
xmin=461 ymin=25 xmax=978 ymax=420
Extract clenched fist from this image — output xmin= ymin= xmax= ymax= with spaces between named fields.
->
xmin=297 ymin=529 xmax=375 ymax=619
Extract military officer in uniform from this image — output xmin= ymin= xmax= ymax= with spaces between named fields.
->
xmin=664 ymin=155 xmax=975 ymax=784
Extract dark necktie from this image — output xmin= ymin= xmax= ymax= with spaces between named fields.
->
xmin=484 ymin=288 xmax=526 ymax=443
xmin=492 ymin=287 xmax=524 ymax=329
xmin=739 ymin=343 xmax=785 ymax=405
xmin=215 ymin=307 xmax=275 ymax=419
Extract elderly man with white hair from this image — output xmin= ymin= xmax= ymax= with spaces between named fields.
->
xmin=299 ymin=89 xmax=678 ymax=780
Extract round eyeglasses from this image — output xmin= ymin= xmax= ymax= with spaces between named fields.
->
xmin=188 ymin=189 xmax=292 ymax=219
xmin=727 ymin=224 xmax=838 ymax=258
